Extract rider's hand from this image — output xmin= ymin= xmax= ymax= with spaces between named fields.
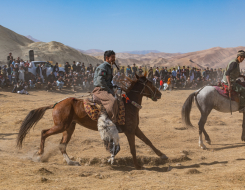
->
xmin=228 ymin=85 xmax=232 ymax=92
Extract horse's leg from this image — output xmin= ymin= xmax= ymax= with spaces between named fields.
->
xmin=203 ymin=129 xmax=211 ymax=145
xmin=37 ymin=125 xmax=65 ymax=156
xmin=135 ymin=127 xmax=168 ymax=160
xmin=59 ymin=122 xmax=80 ymax=166
xmin=241 ymin=113 xmax=245 ymax=141
xmin=125 ymin=133 xmax=141 ymax=170
xmin=198 ymin=114 xmax=208 ymax=149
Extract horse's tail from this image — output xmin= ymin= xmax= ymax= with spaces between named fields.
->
xmin=181 ymin=92 xmax=196 ymax=127
xmin=182 ymin=87 xmax=205 ymax=128
xmin=17 ymin=105 xmax=53 ymax=148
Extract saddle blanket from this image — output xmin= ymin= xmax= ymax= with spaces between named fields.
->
xmin=214 ymin=85 xmax=239 ymax=103
xmin=84 ymin=100 xmax=125 ymax=125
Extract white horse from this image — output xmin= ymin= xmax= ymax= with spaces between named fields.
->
xmin=181 ymin=86 xmax=245 ymax=149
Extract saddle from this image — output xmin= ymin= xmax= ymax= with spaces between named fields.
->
xmin=214 ymin=81 xmax=245 ymax=103
xmin=84 ymin=95 xmax=125 ymax=125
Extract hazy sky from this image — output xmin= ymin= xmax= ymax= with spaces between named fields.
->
xmin=1 ymin=0 xmax=244 ymax=53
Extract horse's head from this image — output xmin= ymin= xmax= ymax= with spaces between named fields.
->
xmin=117 ymin=73 xmax=161 ymax=101
xmin=134 ymin=74 xmax=162 ymax=101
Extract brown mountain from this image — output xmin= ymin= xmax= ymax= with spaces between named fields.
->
xmin=0 ymin=25 xmax=102 ymax=66
xmin=95 ymin=47 xmax=244 ymax=69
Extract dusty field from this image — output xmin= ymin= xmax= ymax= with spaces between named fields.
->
xmin=1 ymin=88 xmax=245 ymax=190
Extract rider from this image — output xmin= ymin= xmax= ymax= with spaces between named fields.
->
xmin=93 ymin=50 xmax=118 ymax=123
xmin=222 ymin=50 xmax=245 ymax=112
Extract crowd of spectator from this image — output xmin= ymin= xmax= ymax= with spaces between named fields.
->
xmin=0 ymin=53 xmax=99 ymax=94
xmin=2 ymin=52 xmax=245 ymax=94
xmin=117 ymin=64 xmax=231 ymax=91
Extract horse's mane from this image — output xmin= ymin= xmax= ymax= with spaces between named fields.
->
xmin=118 ymin=76 xmax=139 ymax=93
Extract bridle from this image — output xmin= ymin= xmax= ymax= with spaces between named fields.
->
xmin=130 ymin=79 xmax=160 ymax=100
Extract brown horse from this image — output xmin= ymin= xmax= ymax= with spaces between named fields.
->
xmin=17 ymin=75 xmax=168 ymax=169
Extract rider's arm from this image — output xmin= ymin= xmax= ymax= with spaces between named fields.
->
xmin=225 ymin=61 xmax=237 ymax=91
xmin=95 ymin=68 xmax=110 ymax=91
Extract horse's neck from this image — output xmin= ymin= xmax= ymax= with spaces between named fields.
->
xmin=126 ymin=91 xmax=143 ymax=105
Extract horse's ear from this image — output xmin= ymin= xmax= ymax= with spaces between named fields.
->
xmin=144 ymin=71 xmax=147 ymax=77
xmin=135 ymin=74 xmax=139 ymax=79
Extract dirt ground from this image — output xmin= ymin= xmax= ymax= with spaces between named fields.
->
xmin=1 ymin=88 xmax=245 ymax=190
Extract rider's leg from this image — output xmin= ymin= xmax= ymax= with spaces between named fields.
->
xmin=233 ymin=83 xmax=245 ymax=111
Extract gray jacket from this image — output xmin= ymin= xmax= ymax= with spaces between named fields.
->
xmin=93 ymin=62 xmax=113 ymax=91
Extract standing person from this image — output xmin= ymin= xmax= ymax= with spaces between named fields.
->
xmin=41 ymin=63 xmax=47 ymax=82
xmin=65 ymin=62 xmax=71 ymax=74
xmin=132 ymin=63 xmax=137 ymax=75
xmin=147 ymin=67 xmax=154 ymax=82
xmin=189 ymin=67 xmax=195 ymax=82
xmin=18 ymin=67 xmax=25 ymax=82
xmin=172 ymin=68 xmax=177 ymax=79
xmin=160 ymin=67 xmax=165 ymax=79
xmin=206 ymin=67 xmax=210 ymax=80
xmin=87 ymin=64 xmax=93 ymax=72
xmin=222 ymin=50 xmax=245 ymax=112
xmin=186 ymin=66 xmax=190 ymax=79
xmin=7 ymin=65 xmax=13 ymax=83
xmin=202 ymin=69 xmax=207 ymax=80
xmin=53 ymin=62 xmax=59 ymax=77
xmin=126 ymin=65 xmax=132 ymax=77
xmin=76 ymin=62 xmax=81 ymax=73
xmin=138 ymin=66 xmax=143 ymax=76
xmin=36 ymin=64 xmax=44 ymax=82
xmin=120 ymin=66 xmax=125 ymax=75
xmin=181 ymin=66 xmax=187 ymax=80
xmin=154 ymin=67 xmax=160 ymax=78
xmin=7 ymin=53 xmax=13 ymax=68
xmin=72 ymin=61 xmax=77 ymax=72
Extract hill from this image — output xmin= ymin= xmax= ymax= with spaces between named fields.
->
xmin=0 ymin=25 xmax=102 ymax=66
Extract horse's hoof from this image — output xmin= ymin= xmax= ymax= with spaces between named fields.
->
xmin=68 ymin=161 xmax=81 ymax=166
xmin=200 ymin=145 xmax=207 ymax=150
xmin=206 ymin=140 xmax=211 ymax=145
xmin=135 ymin=165 xmax=142 ymax=170
xmin=160 ymin=154 xmax=168 ymax=160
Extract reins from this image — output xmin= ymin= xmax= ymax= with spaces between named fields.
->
xmin=130 ymin=79 xmax=158 ymax=100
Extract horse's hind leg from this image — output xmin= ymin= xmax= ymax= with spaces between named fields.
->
xmin=203 ymin=129 xmax=211 ymax=145
xmin=135 ymin=127 xmax=168 ymax=160
xmin=125 ymin=133 xmax=142 ymax=170
xmin=198 ymin=114 xmax=209 ymax=149
xmin=59 ymin=122 xmax=80 ymax=166
xmin=36 ymin=125 xmax=65 ymax=156
xmin=241 ymin=113 xmax=245 ymax=141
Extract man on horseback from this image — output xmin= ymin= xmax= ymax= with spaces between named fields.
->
xmin=93 ymin=50 xmax=121 ymax=160
xmin=223 ymin=50 xmax=245 ymax=112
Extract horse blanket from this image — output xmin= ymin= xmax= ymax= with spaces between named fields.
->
xmin=84 ymin=100 xmax=125 ymax=125
xmin=214 ymin=83 xmax=239 ymax=103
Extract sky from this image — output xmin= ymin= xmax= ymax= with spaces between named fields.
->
xmin=0 ymin=0 xmax=244 ymax=53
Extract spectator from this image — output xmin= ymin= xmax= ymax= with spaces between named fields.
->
xmin=7 ymin=53 xmax=13 ymax=68
xmin=138 ymin=66 xmax=143 ymax=76
xmin=18 ymin=67 xmax=25 ymax=82
xmin=126 ymin=65 xmax=132 ymax=77
xmin=46 ymin=72 xmax=56 ymax=91
xmin=132 ymin=63 xmax=137 ymax=75
xmin=56 ymin=77 xmax=64 ymax=90
xmin=72 ymin=61 xmax=77 ymax=72
xmin=53 ymin=62 xmax=59 ymax=77
xmin=36 ymin=76 xmax=43 ymax=89
xmin=154 ymin=67 xmax=160 ymax=77
xmin=147 ymin=67 xmax=154 ymax=82
xmin=172 ymin=68 xmax=177 ymax=79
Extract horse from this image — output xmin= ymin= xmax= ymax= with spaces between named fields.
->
xmin=182 ymin=85 xmax=245 ymax=149
xmin=17 ymin=74 xmax=168 ymax=170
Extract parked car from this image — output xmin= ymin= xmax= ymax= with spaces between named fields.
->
xmin=28 ymin=61 xmax=65 ymax=76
